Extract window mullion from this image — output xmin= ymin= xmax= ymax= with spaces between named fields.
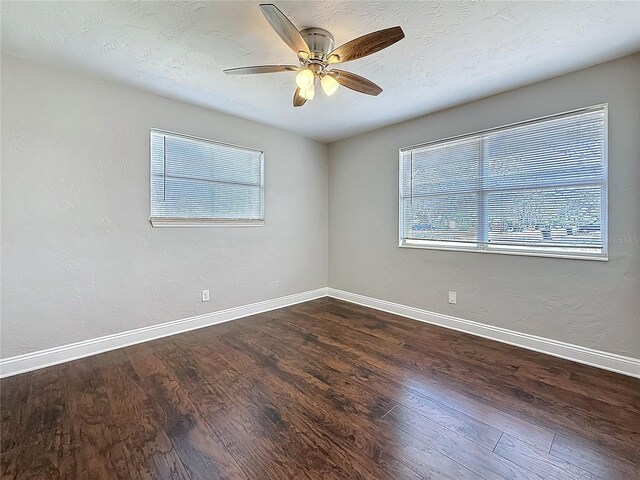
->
xmin=163 ymin=135 xmax=167 ymax=201
xmin=478 ymin=136 xmax=488 ymax=247
xmin=210 ymin=143 xmax=215 ymax=218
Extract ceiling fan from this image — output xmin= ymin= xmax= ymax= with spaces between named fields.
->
xmin=223 ymin=3 xmax=405 ymax=107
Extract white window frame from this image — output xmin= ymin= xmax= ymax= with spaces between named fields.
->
xmin=399 ymin=105 xmax=608 ymax=261
xmin=149 ymin=129 xmax=265 ymax=228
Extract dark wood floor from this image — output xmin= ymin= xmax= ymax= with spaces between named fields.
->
xmin=1 ymin=298 xmax=639 ymax=480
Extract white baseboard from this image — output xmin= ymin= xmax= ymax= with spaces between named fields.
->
xmin=3 ymin=286 xmax=638 ymax=379
xmin=0 ymin=288 xmax=328 ymax=378
xmin=327 ymin=288 xmax=640 ymax=379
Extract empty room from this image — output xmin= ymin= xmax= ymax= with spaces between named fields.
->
xmin=1 ymin=1 xmax=639 ymax=479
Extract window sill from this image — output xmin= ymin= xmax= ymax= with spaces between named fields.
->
xmin=399 ymin=241 xmax=608 ymax=261
xmin=150 ymin=218 xmax=264 ymax=228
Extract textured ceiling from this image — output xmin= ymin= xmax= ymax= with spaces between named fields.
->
xmin=2 ymin=1 xmax=639 ymax=142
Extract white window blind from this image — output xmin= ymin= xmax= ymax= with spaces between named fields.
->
xmin=150 ymin=130 xmax=264 ymax=227
xmin=399 ymin=105 xmax=607 ymax=260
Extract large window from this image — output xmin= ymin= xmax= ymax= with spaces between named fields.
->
xmin=150 ymin=130 xmax=264 ymax=227
xmin=399 ymin=105 xmax=607 ymax=260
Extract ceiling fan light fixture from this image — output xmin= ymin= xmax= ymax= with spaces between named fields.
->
xmin=223 ymin=4 xmax=405 ymax=107
xmin=299 ymin=83 xmax=315 ymax=100
xmin=295 ymin=69 xmax=315 ymax=90
xmin=321 ymin=74 xmax=339 ymax=96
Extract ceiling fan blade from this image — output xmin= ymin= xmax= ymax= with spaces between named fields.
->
xmin=293 ymin=87 xmax=307 ymax=107
xmin=327 ymin=26 xmax=405 ymax=64
xmin=259 ymin=4 xmax=310 ymax=57
xmin=330 ymin=69 xmax=383 ymax=96
xmin=224 ymin=65 xmax=300 ymax=75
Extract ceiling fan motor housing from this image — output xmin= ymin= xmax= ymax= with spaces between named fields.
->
xmin=300 ymin=28 xmax=335 ymax=62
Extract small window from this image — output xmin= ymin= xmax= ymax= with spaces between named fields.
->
xmin=399 ymin=105 xmax=607 ymax=260
xmin=150 ymin=130 xmax=264 ymax=227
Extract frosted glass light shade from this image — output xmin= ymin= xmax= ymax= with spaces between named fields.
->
xmin=295 ymin=69 xmax=315 ymax=90
xmin=300 ymin=83 xmax=315 ymax=100
xmin=321 ymin=74 xmax=339 ymax=96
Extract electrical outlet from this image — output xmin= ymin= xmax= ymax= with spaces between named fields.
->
xmin=202 ymin=289 xmax=210 ymax=302
xmin=448 ymin=291 xmax=457 ymax=304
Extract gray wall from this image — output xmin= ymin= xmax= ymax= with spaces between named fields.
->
xmin=1 ymin=54 xmax=328 ymax=358
xmin=328 ymin=54 xmax=640 ymax=358
xmin=3 ymin=53 xmax=639 ymax=361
